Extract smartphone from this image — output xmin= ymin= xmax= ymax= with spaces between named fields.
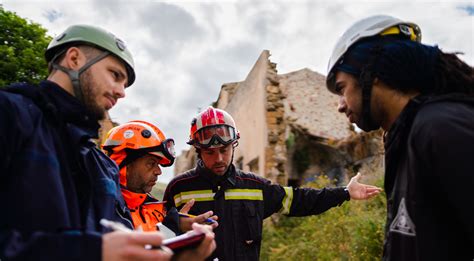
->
xmin=162 ymin=231 xmax=205 ymax=252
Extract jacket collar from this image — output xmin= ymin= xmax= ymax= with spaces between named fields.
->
xmin=121 ymin=187 xmax=158 ymax=209
xmin=40 ymin=80 xmax=101 ymax=138
xmin=384 ymin=93 xmax=474 ymax=149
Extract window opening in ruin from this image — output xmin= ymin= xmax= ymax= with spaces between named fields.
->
xmin=247 ymin=157 xmax=259 ymax=173
xmin=288 ymin=178 xmax=301 ymax=188
xmin=235 ymin=156 xmax=243 ymax=170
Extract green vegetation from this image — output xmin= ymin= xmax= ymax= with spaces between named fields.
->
xmin=151 ymin=181 xmax=168 ymax=201
xmin=285 ymin=131 xmax=296 ymax=148
xmin=261 ymin=175 xmax=386 ymax=260
xmin=0 ymin=7 xmax=51 ymax=87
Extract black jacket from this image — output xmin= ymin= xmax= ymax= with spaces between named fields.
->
xmin=164 ymin=161 xmax=350 ymax=261
xmin=0 ymin=81 xmax=122 ymax=260
xmin=383 ymin=94 xmax=474 ymax=260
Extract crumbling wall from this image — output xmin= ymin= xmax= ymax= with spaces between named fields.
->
xmin=335 ymin=130 xmax=385 ymax=183
xmin=279 ymin=68 xmax=352 ymax=141
xmin=278 ymin=68 xmax=383 ymax=186
xmin=174 ymin=148 xmax=197 ymax=175
xmin=97 ymin=113 xmax=118 ymax=147
xmin=286 ymin=128 xmax=384 ymax=186
xmin=220 ymin=51 xmax=270 ymax=177
xmin=286 ymin=130 xmax=344 ymax=185
xmin=215 ymin=82 xmax=239 ymax=109
xmin=174 ymin=50 xmax=270 ymax=177
xmin=264 ymin=58 xmax=287 ymax=185
xmin=173 ymin=50 xmax=384 ymax=186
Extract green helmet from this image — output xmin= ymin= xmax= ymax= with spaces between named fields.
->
xmin=45 ymin=24 xmax=135 ymax=87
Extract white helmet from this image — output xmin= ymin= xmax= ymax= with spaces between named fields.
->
xmin=326 ymin=15 xmax=421 ymax=93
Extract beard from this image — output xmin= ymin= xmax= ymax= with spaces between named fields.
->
xmin=80 ymin=69 xmax=107 ymax=120
xmin=126 ymin=170 xmax=152 ymax=194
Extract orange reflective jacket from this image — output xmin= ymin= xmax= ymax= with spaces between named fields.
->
xmin=121 ymin=188 xmax=166 ymax=232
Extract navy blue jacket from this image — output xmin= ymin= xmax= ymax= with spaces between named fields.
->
xmin=0 ymin=81 xmax=125 ymax=260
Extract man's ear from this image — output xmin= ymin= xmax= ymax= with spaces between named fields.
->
xmin=372 ymin=77 xmax=392 ymax=92
xmin=371 ymin=77 xmax=384 ymax=91
xmin=63 ymin=47 xmax=86 ymax=70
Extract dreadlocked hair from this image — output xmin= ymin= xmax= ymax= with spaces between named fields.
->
xmin=433 ymin=51 xmax=474 ymax=95
xmin=370 ymin=39 xmax=439 ymax=96
xmin=339 ymin=37 xmax=474 ymax=97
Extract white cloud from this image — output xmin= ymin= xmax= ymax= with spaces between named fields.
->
xmin=3 ymin=0 xmax=473 ymax=182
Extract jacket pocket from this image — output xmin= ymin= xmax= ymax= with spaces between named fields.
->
xmin=233 ymin=201 xmax=262 ymax=260
xmin=242 ymin=201 xmax=262 ymax=243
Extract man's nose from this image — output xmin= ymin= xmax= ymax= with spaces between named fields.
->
xmin=154 ymin=166 xmax=162 ymax=176
xmin=114 ymin=83 xmax=126 ymax=99
xmin=337 ymin=96 xmax=347 ymax=113
xmin=216 ymin=152 xmax=224 ymax=162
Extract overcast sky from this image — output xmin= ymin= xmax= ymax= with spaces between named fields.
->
xmin=4 ymin=0 xmax=473 ymax=183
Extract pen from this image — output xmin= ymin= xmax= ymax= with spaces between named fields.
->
xmin=100 ymin=219 xmax=173 ymax=253
xmin=100 ymin=218 xmax=133 ymax=232
xmin=178 ymin=213 xmax=216 ymax=224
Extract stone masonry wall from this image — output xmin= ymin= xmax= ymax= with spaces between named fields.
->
xmin=264 ymin=58 xmax=287 ymax=185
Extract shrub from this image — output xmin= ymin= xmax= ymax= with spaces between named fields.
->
xmin=261 ymin=175 xmax=386 ymax=260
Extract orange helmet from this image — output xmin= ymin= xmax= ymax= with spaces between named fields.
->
xmin=102 ymin=120 xmax=176 ymax=168
xmin=187 ymin=107 xmax=240 ymax=148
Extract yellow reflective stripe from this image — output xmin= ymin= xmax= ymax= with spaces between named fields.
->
xmin=224 ymin=189 xmax=263 ymax=201
xmin=173 ymin=190 xmax=215 ymax=207
xmin=279 ymin=186 xmax=293 ymax=215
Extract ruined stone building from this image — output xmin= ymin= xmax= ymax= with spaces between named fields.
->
xmin=95 ymin=114 xmax=119 ymax=150
xmin=174 ymin=50 xmax=384 ymax=186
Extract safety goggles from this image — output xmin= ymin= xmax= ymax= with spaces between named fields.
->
xmin=193 ymin=125 xmax=237 ymax=148
xmin=145 ymin=139 xmax=176 ymax=167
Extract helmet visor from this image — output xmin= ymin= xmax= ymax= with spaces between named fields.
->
xmin=148 ymin=139 xmax=176 ymax=167
xmin=193 ymin=125 xmax=237 ymax=147
xmin=163 ymin=139 xmax=176 ymax=159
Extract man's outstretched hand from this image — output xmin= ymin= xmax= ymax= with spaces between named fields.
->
xmin=346 ymin=172 xmax=383 ymax=200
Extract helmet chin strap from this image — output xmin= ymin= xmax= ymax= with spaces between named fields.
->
xmin=357 ymin=46 xmax=383 ymax=132
xmin=51 ymin=51 xmax=110 ymax=104
xmin=229 ymin=146 xmax=235 ymax=168
xmin=201 ymin=142 xmax=238 ymax=176
xmin=358 ymin=75 xmax=379 ymax=132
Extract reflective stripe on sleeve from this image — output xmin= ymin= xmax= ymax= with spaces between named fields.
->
xmin=173 ymin=190 xmax=215 ymax=207
xmin=224 ymin=189 xmax=263 ymax=200
xmin=279 ymin=186 xmax=293 ymax=215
